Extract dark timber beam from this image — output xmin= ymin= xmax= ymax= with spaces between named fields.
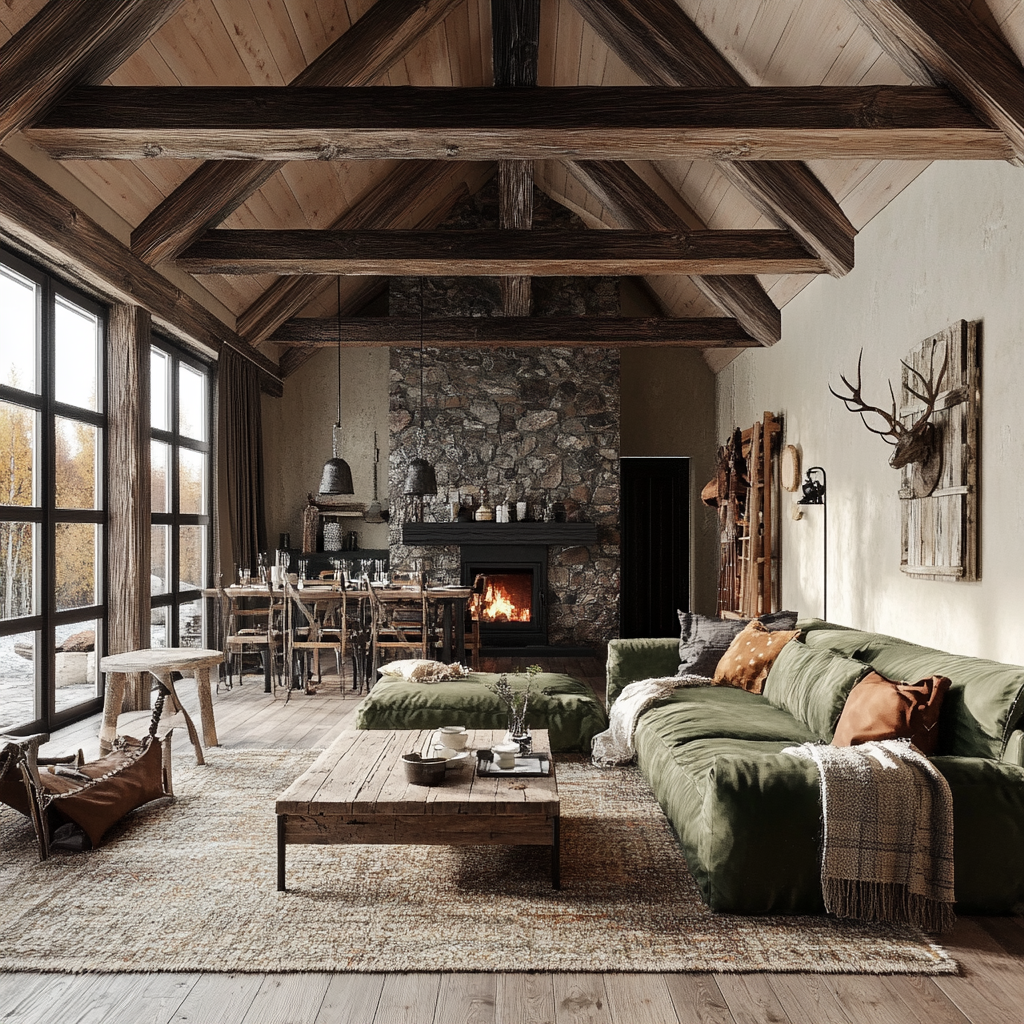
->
xmin=0 ymin=0 xmax=185 ymax=145
xmin=564 ymin=160 xmax=781 ymax=346
xmin=129 ymin=0 xmax=463 ymax=265
xmin=566 ymin=0 xmax=858 ymax=277
xmin=493 ymin=0 xmax=540 ymax=316
xmin=237 ymin=160 xmax=467 ymax=347
xmin=177 ymin=228 xmax=826 ymax=276
xmin=268 ymin=316 xmax=758 ymax=348
xmin=0 ymin=151 xmax=282 ymax=396
xmin=25 ymin=86 xmax=1011 ymax=163
xmin=844 ymin=0 xmax=1024 ymax=164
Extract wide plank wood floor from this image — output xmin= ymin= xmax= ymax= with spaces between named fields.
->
xmin=4 ymin=655 xmax=1023 ymax=1024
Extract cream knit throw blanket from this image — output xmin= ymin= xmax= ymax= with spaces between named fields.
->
xmin=592 ymin=676 xmax=711 ymax=767
xmin=784 ymin=739 xmax=956 ymax=932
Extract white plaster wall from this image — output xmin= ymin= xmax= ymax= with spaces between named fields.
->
xmin=262 ymin=346 xmax=390 ymax=551
xmin=717 ymin=159 xmax=1024 ymax=663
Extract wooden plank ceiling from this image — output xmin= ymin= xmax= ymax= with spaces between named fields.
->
xmin=1 ymin=0 xmax=1024 ymax=379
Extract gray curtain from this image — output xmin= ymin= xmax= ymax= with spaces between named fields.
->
xmin=218 ymin=347 xmax=267 ymax=578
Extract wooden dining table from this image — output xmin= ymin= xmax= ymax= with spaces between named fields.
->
xmin=205 ymin=582 xmax=473 ymax=678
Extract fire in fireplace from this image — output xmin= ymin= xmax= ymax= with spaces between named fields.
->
xmin=480 ymin=574 xmax=532 ymax=623
xmin=461 ymin=544 xmax=547 ymax=648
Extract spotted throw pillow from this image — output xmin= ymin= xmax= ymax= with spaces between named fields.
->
xmin=713 ymin=619 xmax=801 ymax=694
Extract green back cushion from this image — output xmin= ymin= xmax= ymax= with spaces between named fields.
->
xmin=802 ymin=623 xmax=1024 ymax=759
xmin=764 ymin=640 xmax=869 ymax=740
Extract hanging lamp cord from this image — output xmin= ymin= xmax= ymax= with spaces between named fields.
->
xmin=419 ymin=277 xmax=426 ymax=432
xmin=335 ymin=277 xmax=343 ymax=456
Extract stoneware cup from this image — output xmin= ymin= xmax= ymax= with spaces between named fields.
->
xmin=492 ymin=742 xmax=519 ymax=769
xmin=437 ymin=726 xmax=467 ymax=750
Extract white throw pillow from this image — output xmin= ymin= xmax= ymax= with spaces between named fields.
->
xmin=378 ymin=659 xmax=469 ymax=682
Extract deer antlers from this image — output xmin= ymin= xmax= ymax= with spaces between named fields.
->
xmin=829 ymin=347 xmax=949 ymax=470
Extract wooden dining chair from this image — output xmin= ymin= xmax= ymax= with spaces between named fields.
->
xmin=462 ymin=574 xmax=487 ymax=671
xmin=364 ymin=576 xmax=441 ymax=679
xmin=284 ymin=582 xmax=347 ymax=696
xmin=216 ymin=579 xmax=283 ymax=693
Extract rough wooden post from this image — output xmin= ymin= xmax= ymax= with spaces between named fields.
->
xmin=493 ymin=0 xmax=539 ymax=316
xmin=107 ymin=303 xmax=151 ymax=711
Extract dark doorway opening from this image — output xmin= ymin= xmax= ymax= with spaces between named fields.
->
xmin=620 ymin=457 xmax=690 ymax=638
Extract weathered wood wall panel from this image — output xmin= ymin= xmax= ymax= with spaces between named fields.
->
xmin=900 ymin=319 xmax=980 ymax=581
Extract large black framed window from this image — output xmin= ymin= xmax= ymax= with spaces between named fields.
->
xmin=149 ymin=340 xmax=211 ymax=648
xmin=1 ymin=247 xmax=107 ymax=733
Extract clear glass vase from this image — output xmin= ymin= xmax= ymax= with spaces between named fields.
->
xmin=505 ymin=712 xmax=532 ymax=755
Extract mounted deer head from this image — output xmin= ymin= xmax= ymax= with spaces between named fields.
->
xmin=829 ymin=347 xmax=948 ymax=470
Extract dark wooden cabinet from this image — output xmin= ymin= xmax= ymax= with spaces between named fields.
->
xmin=620 ymin=457 xmax=689 ymax=639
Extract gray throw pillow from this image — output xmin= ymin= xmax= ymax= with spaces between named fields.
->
xmin=677 ymin=610 xmax=799 ymax=678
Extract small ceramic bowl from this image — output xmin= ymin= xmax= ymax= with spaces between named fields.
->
xmin=402 ymin=752 xmax=447 ymax=786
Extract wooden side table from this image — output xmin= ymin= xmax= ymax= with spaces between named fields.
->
xmin=99 ymin=648 xmax=223 ymax=764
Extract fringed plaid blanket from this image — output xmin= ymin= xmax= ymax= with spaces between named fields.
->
xmin=785 ymin=739 xmax=956 ymax=932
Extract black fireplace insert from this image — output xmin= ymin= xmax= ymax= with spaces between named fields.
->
xmin=460 ymin=544 xmax=547 ymax=648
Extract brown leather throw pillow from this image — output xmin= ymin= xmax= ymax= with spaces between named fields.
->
xmin=713 ymin=619 xmax=801 ymax=694
xmin=832 ymin=671 xmax=951 ymax=755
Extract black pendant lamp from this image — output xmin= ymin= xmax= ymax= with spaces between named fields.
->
xmin=318 ymin=278 xmax=355 ymax=495
xmin=403 ymin=279 xmax=438 ymax=499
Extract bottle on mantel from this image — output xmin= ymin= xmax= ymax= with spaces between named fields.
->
xmin=475 ymin=485 xmax=495 ymax=521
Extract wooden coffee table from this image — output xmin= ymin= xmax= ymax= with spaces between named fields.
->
xmin=275 ymin=728 xmax=560 ymax=891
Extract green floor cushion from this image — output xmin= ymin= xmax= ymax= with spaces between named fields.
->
xmin=354 ymin=672 xmax=608 ymax=754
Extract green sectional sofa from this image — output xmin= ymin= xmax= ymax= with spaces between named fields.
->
xmin=355 ymin=671 xmax=608 ymax=754
xmin=606 ymin=619 xmax=1024 ymax=915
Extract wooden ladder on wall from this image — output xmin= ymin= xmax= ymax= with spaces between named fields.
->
xmin=714 ymin=411 xmax=781 ymax=618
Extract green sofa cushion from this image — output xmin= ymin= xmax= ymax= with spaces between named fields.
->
xmin=605 ymin=637 xmax=680 ymax=707
xmin=802 ymin=623 xmax=1024 ymax=760
xmin=635 ymin=704 xmax=1024 ymax=913
xmin=635 ymin=685 xmax=819 ymax=749
xmin=354 ymin=672 xmax=607 ymax=754
xmin=764 ymin=640 xmax=870 ymax=741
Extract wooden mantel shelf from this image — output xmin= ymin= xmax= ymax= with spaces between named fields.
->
xmin=402 ymin=522 xmax=598 ymax=546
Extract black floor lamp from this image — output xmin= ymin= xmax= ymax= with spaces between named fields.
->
xmin=797 ymin=466 xmax=827 ymax=620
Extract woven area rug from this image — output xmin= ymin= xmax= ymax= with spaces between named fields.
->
xmin=0 ymin=749 xmax=956 ymax=974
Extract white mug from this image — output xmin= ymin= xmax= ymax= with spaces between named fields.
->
xmin=492 ymin=743 xmax=519 ymax=769
xmin=437 ymin=726 xmax=467 ymax=750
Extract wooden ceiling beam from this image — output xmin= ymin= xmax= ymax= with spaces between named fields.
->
xmin=843 ymin=0 xmax=1024 ymax=163
xmin=237 ymin=160 xmax=466 ymax=347
xmin=493 ymin=0 xmax=540 ymax=317
xmin=268 ymin=316 xmax=758 ymax=348
xmin=563 ymin=160 xmax=780 ymax=346
xmin=0 ymin=150 xmax=282 ymax=396
xmin=25 ymin=86 xmax=1010 ymax=163
xmin=566 ymin=0 xmax=858 ymax=277
xmin=177 ymin=227 xmax=826 ymax=276
xmin=0 ymin=0 xmax=185 ymax=146
xmin=129 ymin=0 xmax=463 ymax=265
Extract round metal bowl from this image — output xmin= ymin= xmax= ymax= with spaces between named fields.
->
xmin=401 ymin=752 xmax=447 ymax=786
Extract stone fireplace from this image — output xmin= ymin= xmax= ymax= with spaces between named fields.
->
xmin=385 ymin=184 xmax=621 ymax=649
